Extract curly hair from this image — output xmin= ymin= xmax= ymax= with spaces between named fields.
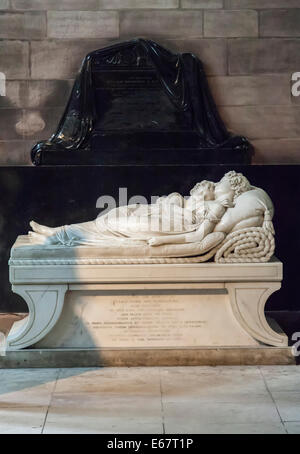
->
xmin=222 ymin=171 xmax=251 ymax=200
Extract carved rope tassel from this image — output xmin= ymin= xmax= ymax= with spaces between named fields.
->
xmin=258 ymin=200 xmax=275 ymax=236
xmin=262 ymin=209 xmax=275 ymax=236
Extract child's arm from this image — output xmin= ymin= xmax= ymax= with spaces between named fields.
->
xmin=148 ymin=219 xmax=215 ymax=246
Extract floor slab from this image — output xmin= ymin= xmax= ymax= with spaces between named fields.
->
xmin=0 ymin=406 xmax=47 ymax=434
xmin=284 ymin=422 xmax=300 ymax=434
xmin=0 ymin=365 xmax=299 ymax=434
xmin=165 ymin=422 xmax=287 ymax=434
xmin=260 ymin=366 xmax=300 ymax=392
xmin=55 ymin=367 xmax=161 ymax=396
xmin=271 ymin=392 xmax=300 ymax=422
xmin=160 ymin=366 xmax=269 ymax=402
xmin=43 ymin=420 xmax=164 ymax=435
xmin=0 ymin=368 xmax=58 ymax=408
xmin=44 ymin=392 xmax=163 ymax=434
xmin=163 ymin=396 xmax=281 ymax=428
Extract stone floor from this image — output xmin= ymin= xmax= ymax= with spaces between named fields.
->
xmin=0 ymin=366 xmax=299 ymax=434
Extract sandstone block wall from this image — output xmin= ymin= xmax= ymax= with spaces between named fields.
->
xmin=1 ymin=0 xmax=300 ymax=164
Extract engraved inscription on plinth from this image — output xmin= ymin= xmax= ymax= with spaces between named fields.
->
xmin=84 ymin=295 xmax=206 ymax=346
xmin=35 ymin=288 xmax=259 ymax=349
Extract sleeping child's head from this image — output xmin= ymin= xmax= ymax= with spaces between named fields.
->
xmin=189 ymin=180 xmax=215 ymax=201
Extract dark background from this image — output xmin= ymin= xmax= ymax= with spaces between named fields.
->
xmin=0 ymin=164 xmax=299 ymax=338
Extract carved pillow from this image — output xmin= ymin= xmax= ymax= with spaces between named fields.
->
xmin=214 ymin=188 xmax=274 ymax=234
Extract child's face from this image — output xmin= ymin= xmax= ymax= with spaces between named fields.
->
xmin=193 ymin=185 xmax=214 ymax=201
xmin=215 ymin=179 xmax=234 ymax=201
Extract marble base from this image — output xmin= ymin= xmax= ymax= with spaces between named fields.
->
xmin=0 ymin=347 xmax=295 ymax=368
xmin=34 ymin=286 xmax=261 ymax=349
xmin=7 ymin=249 xmax=287 ymax=352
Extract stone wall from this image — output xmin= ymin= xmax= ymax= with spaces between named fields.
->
xmin=0 ymin=0 xmax=300 ymax=164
